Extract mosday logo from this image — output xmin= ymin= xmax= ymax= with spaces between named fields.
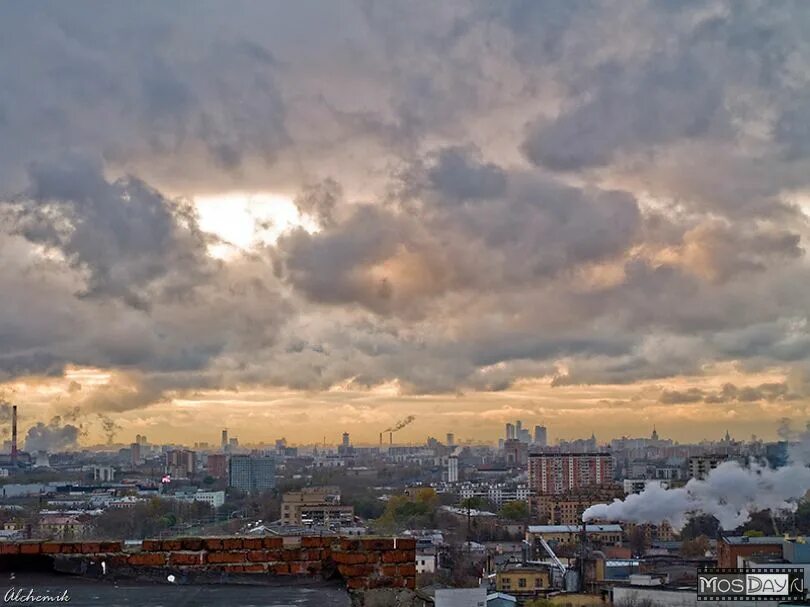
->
xmin=698 ymin=568 xmax=805 ymax=601
xmin=747 ymin=573 xmax=791 ymax=596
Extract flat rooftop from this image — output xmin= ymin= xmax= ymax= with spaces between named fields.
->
xmin=527 ymin=524 xmax=623 ymax=533
xmin=1 ymin=574 xmax=350 ymax=607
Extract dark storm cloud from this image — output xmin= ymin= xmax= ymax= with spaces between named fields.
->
xmin=660 ymin=382 xmax=796 ymax=405
xmin=10 ymin=157 xmax=212 ymax=307
xmin=0 ymin=0 xmax=809 ymax=407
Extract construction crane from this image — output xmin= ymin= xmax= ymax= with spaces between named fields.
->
xmin=383 ymin=416 xmax=415 ymax=445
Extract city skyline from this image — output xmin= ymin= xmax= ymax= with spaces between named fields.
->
xmin=2 ymin=3 xmax=810 ymax=448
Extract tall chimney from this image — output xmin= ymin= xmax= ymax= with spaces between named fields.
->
xmin=11 ymin=405 xmax=18 ymax=466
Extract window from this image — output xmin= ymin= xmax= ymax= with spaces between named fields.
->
xmin=518 ymin=578 xmax=527 ymax=588
xmin=535 ymin=578 xmax=543 ymax=587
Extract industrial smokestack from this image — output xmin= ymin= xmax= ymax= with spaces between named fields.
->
xmin=11 ymin=405 xmax=17 ymax=466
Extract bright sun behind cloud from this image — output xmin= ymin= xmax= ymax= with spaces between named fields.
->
xmin=194 ymin=192 xmax=318 ymax=258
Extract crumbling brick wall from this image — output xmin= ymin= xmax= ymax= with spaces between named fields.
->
xmin=0 ymin=535 xmax=416 ymax=592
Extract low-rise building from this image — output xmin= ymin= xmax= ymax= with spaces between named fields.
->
xmin=280 ymin=486 xmax=354 ymax=527
xmin=435 ymin=588 xmax=486 ymax=607
xmin=526 ymin=524 xmax=624 ymax=548
xmin=496 ymin=565 xmax=551 ymax=601
xmin=174 ymin=489 xmax=225 ymax=509
xmin=717 ymin=535 xmax=784 ymax=568
xmin=416 ymin=546 xmax=437 ymax=573
xmin=38 ymin=513 xmax=87 ymax=539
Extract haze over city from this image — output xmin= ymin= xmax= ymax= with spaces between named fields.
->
xmin=2 ymin=2 xmax=810 ymax=449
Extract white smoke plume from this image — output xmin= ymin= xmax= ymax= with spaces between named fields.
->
xmin=583 ymin=440 xmax=810 ymax=531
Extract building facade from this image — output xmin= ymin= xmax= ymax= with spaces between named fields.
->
xmin=206 ymin=453 xmax=228 ymax=479
xmin=165 ymin=449 xmax=196 ymax=479
xmin=529 ymin=452 xmax=614 ymax=495
xmin=280 ymin=486 xmax=354 ymax=527
xmin=533 ymin=485 xmax=624 ymax=525
xmin=228 ymin=455 xmax=275 ymax=493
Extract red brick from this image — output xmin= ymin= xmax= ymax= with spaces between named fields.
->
xmin=333 ymin=551 xmax=367 ymax=564
xmin=381 ymin=564 xmax=399 ymax=577
xmin=59 ymin=542 xmax=82 ymax=554
xmin=281 ymin=549 xmax=302 ymax=562
xmin=161 ymin=539 xmax=182 ymax=551
xmin=361 ymin=538 xmax=395 ymax=551
xmin=243 ymin=564 xmax=265 ymax=573
xmin=0 ymin=543 xmax=19 ymax=555
xmin=40 ymin=542 xmax=61 ymax=554
xmin=128 ymin=552 xmax=166 ymax=566
xmin=223 ymin=565 xmax=244 ymax=573
xmin=203 ymin=538 xmax=224 ymax=550
xmin=20 ymin=543 xmax=41 ymax=555
xmin=347 ymin=577 xmax=367 ymax=590
xmin=206 ymin=550 xmax=247 ymax=564
xmin=403 ymin=577 xmax=416 ymax=590
xmin=298 ymin=549 xmax=320 ymax=560
xmin=100 ymin=541 xmax=123 ymax=552
xmin=339 ymin=564 xmax=376 ymax=577
xmin=141 ymin=540 xmax=163 ymax=551
xmin=270 ymin=563 xmax=290 ymax=575
xmin=108 ymin=554 xmax=129 ymax=566
xmin=363 ymin=551 xmax=381 ymax=564
xmin=340 ymin=538 xmax=361 ymax=551
xmin=169 ymin=552 xmax=205 ymax=566
xmin=395 ymin=538 xmax=416 ymax=550
xmin=381 ymin=550 xmax=412 ymax=564
xmin=398 ymin=563 xmax=416 ymax=576
xmin=263 ymin=537 xmax=283 ymax=549
xmin=242 ymin=538 xmax=263 ymax=550
xmin=305 ymin=560 xmax=323 ymax=574
xmin=81 ymin=542 xmax=101 ymax=554
xmin=180 ymin=538 xmax=204 ymax=551
xmin=222 ymin=538 xmax=243 ymax=550
xmin=247 ymin=550 xmax=272 ymax=562
xmin=300 ymin=536 xmax=326 ymax=548
xmin=288 ymin=561 xmax=309 ymax=575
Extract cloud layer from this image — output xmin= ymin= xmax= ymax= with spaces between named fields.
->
xmin=1 ymin=1 xmax=810 ymax=436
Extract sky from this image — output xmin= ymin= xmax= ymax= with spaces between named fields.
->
xmin=1 ymin=1 xmax=810 ymax=448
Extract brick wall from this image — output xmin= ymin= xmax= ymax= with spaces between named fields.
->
xmin=0 ymin=535 xmax=416 ymax=592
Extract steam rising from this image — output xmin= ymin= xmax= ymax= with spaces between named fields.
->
xmin=583 ymin=441 xmax=810 ymax=530
xmin=24 ymin=416 xmax=82 ymax=453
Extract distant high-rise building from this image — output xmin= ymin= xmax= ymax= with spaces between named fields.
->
xmin=221 ymin=429 xmax=228 ymax=449
xmin=515 ymin=420 xmax=523 ymax=436
xmin=688 ymin=454 xmax=728 ymax=480
xmin=447 ymin=454 xmax=459 ymax=483
xmin=504 ymin=439 xmax=528 ymax=467
xmin=229 ymin=437 xmax=239 ymax=449
xmin=505 ymin=423 xmax=515 ymax=441
xmin=165 ymin=449 xmax=196 ymax=478
xmin=130 ymin=442 xmax=142 ymax=467
xmin=534 ymin=426 xmax=548 ymax=447
xmin=228 ymin=455 xmax=276 ymax=493
xmin=446 ymin=433 xmax=455 ymax=447
xmin=342 ymin=433 xmax=350 ymax=448
xmin=529 ymin=452 xmax=614 ymax=495
xmin=206 ymin=453 xmax=228 ymax=479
